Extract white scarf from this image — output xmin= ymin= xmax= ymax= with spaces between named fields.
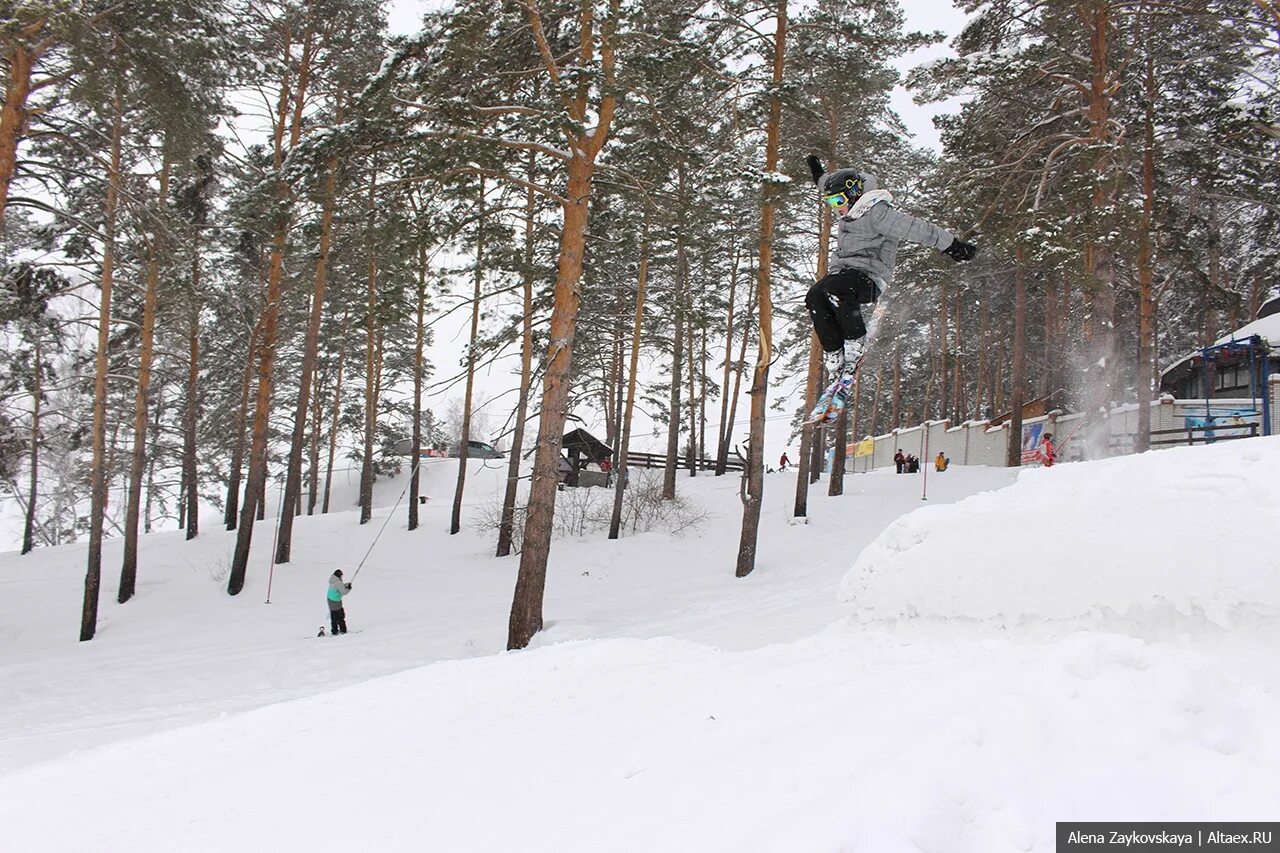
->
xmin=841 ymin=189 xmax=894 ymax=221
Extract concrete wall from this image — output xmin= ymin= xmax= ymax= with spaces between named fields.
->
xmin=846 ymin=376 xmax=1277 ymax=471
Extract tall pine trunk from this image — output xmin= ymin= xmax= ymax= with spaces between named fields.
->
xmin=795 ymin=191 xmax=830 ymax=517
xmin=508 ymin=153 xmax=596 ymax=648
xmin=828 ymin=406 xmax=847 ymax=496
xmin=22 ymin=330 xmax=40 ymax=554
xmin=938 ymin=283 xmax=949 ymax=419
xmin=143 ymin=395 xmax=161 ymax=533
xmin=976 ymin=291 xmax=989 ymax=417
xmin=1005 ymin=245 xmax=1028 ymax=467
xmin=227 ymin=26 xmax=314 ymax=595
xmin=735 ymin=0 xmax=785 ymax=579
xmin=891 ymin=341 xmax=902 ymax=428
xmin=307 ymin=362 xmax=325 ymax=515
xmin=869 ymin=368 xmax=882 ymax=437
xmin=686 ymin=296 xmax=697 ymax=476
xmin=851 ymin=371 xmax=862 ymax=443
xmin=507 ymin=0 xmax=619 ymax=649
xmin=81 ymin=79 xmax=123 ymax=641
xmin=254 ymin=466 xmax=266 ymax=521
xmin=409 ymin=243 xmax=428 ymax=531
xmin=0 ymin=21 xmax=44 ymax=230
xmin=276 ymin=150 xmax=339 ymax=560
xmin=698 ymin=327 xmax=707 ymax=465
xmin=497 ymin=174 xmax=537 ymax=557
xmin=609 ymin=216 xmax=649 ymax=539
xmin=183 ymin=240 xmax=201 ymax=539
xmin=451 ymin=177 xmax=485 ymax=535
xmin=1082 ymin=3 xmax=1118 ymax=457
xmin=119 ymin=149 xmax=171 ymax=603
xmin=721 ymin=289 xmax=752 ymax=474
xmin=993 ymin=340 xmax=1005 ymax=416
xmin=225 ymin=317 xmax=261 ymax=530
xmin=614 ymin=329 xmax=626 ymax=464
xmin=715 ymin=247 xmax=738 ymax=475
xmin=951 ymin=287 xmax=963 ymax=421
xmin=662 ymin=223 xmax=686 ymax=498
xmin=604 ymin=337 xmax=619 ymax=448
xmin=1135 ymin=44 xmax=1157 ymax=453
xmin=322 ymin=326 xmax=348 ymax=514
xmin=360 ymin=166 xmax=380 ymax=526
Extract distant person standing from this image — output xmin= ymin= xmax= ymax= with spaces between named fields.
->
xmin=1038 ymin=433 xmax=1056 ymax=468
xmin=894 ymin=449 xmax=905 ymax=474
xmin=327 ymin=569 xmax=352 ymax=636
xmin=935 ymin=452 xmax=948 ymax=472
xmin=779 ymin=452 xmax=791 ymax=471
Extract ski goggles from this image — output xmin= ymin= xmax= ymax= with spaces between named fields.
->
xmin=824 ymin=191 xmax=853 ymax=207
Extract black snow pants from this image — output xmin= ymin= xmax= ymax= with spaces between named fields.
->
xmin=329 ymin=606 xmax=347 ymax=635
xmin=804 ymin=268 xmax=880 ymax=352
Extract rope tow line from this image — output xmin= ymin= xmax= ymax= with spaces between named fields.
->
xmin=350 ymin=458 xmax=419 ymax=584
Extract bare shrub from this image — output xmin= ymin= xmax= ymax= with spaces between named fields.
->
xmin=474 ymin=469 xmax=709 ymax=551
xmin=555 ymin=485 xmax=605 ymax=538
xmin=476 ymin=496 xmax=527 ymax=554
xmin=608 ymin=469 xmax=711 ymax=536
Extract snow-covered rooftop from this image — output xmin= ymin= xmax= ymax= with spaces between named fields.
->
xmin=1161 ymin=306 xmax=1280 ymax=377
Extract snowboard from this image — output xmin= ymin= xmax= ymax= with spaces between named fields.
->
xmin=316 ymin=628 xmax=363 ymax=638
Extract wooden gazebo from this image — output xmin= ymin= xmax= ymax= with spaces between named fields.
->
xmin=561 ymin=428 xmax=613 ymax=487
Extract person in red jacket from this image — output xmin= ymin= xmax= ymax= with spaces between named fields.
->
xmin=1038 ymin=433 xmax=1056 ymax=467
xmin=894 ymin=449 xmax=906 ymax=474
xmin=779 ymin=452 xmax=791 ymax=471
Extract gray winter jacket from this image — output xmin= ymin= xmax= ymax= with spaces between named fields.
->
xmin=327 ymin=574 xmax=350 ymax=611
xmin=825 ymin=171 xmax=954 ymax=287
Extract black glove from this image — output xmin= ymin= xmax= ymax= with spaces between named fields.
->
xmin=345 ymin=583 xmax=352 ymax=590
xmin=943 ymin=237 xmax=977 ymax=262
xmin=806 ymin=155 xmax=824 ymax=186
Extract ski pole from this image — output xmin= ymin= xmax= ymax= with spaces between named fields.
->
xmin=921 ymin=425 xmax=929 ymax=501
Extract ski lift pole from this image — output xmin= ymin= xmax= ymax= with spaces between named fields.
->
xmin=1249 ymin=344 xmax=1270 ymax=437
xmin=1258 ymin=343 xmax=1271 ymax=437
xmin=921 ymin=425 xmax=929 ymax=502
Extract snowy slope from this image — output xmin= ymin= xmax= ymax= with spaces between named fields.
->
xmin=0 ymin=459 xmax=1013 ymax=769
xmin=2 ymin=443 xmax=1279 ymax=852
xmin=842 ymin=439 xmax=1280 ymax=626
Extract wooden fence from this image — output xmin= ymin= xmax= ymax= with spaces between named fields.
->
xmin=1148 ymin=422 xmax=1260 ymax=446
xmin=623 ymin=450 xmax=745 ymax=473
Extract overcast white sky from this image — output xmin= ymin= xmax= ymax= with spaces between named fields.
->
xmin=383 ymin=0 xmax=969 ymax=462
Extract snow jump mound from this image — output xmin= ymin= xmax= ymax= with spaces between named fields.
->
xmin=839 ymin=437 xmax=1280 ymax=628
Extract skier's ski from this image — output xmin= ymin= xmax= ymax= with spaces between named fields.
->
xmin=805 ymin=380 xmax=838 ymax=425
xmin=821 ymin=372 xmax=857 ymax=424
xmin=315 ymin=628 xmax=363 ymax=638
xmin=803 ymin=300 xmax=884 ymax=426
xmin=804 ymin=370 xmax=856 ymax=425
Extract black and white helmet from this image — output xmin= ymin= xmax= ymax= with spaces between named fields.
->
xmin=821 ymin=169 xmax=865 ymax=207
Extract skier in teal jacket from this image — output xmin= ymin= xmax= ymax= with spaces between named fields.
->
xmin=327 ymin=569 xmax=352 ymax=635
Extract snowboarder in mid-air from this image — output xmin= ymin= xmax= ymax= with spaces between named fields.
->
xmin=325 ymin=569 xmax=352 ymax=636
xmin=803 ymin=155 xmax=977 ymax=424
